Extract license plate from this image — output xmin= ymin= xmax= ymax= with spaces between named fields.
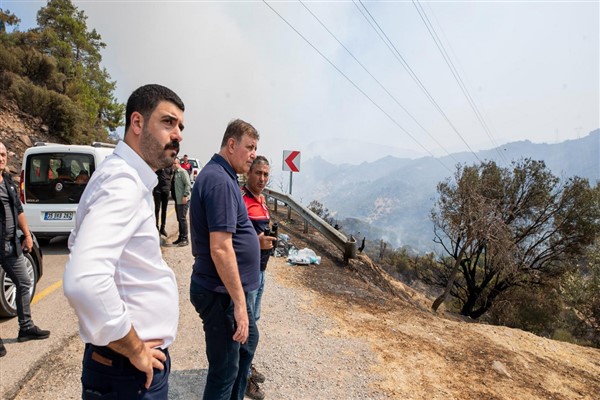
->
xmin=44 ymin=212 xmax=74 ymax=221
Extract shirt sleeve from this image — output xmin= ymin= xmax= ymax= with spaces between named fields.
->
xmin=205 ymin=181 xmax=238 ymax=233
xmin=183 ymin=171 xmax=191 ymax=197
xmin=63 ymin=170 xmax=144 ymax=345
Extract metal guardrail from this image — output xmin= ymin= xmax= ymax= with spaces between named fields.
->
xmin=263 ymin=188 xmax=356 ymax=263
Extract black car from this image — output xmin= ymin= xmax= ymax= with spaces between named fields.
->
xmin=0 ymin=231 xmax=44 ymax=317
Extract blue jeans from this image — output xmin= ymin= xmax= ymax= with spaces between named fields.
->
xmin=247 ymin=270 xmax=266 ymax=321
xmin=81 ymin=344 xmax=170 ymax=399
xmin=190 ymin=281 xmax=259 ymax=400
xmin=2 ymin=240 xmax=34 ymax=330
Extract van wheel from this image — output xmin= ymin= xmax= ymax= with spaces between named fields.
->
xmin=0 ymin=254 xmax=39 ymax=317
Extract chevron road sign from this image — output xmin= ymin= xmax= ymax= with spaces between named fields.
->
xmin=283 ymin=150 xmax=301 ymax=172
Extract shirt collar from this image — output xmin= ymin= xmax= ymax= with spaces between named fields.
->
xmin=114 ymin=141 xmax=157 ymax=190
xmin=211 ymin=154 xmax=238 ymax=181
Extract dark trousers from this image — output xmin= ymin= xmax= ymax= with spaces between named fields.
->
xmin=81 ymin=344 xmax=170 ymax=400
xmin=175 ymin=203 xmax=189 ymax=240
xmin=153 ymin=191 xmax=169 ymax=229
xmin=2 ymin=240 xmax=34 ymax=330
xmin=190 ymin=281 xmax=259 ymax=400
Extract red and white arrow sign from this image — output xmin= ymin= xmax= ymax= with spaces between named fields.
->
xmin=283 ymin=150 xmax=301 ymax=172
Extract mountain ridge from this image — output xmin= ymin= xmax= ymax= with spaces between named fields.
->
xmin=293 ymin=130 xmax=599 ymax=251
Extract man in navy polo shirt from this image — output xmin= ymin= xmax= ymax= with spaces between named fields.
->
xmin=190 ymin=119 xmax=272 ymax=400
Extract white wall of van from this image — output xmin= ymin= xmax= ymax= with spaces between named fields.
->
xmin=20 ymin=142 xmax=115 ymax=243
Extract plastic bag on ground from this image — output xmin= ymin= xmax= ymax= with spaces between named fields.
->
xmin=287 ymin=248 xmax=321 ymax=265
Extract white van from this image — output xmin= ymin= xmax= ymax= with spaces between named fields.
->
xmin=19 ymin=142 xmax=115 ymax=244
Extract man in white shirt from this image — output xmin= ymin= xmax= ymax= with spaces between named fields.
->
xmin=64 ymin=84 xmax=185 ymax=399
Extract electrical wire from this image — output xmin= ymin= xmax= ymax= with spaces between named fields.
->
xmin=299 ymin=0 xmax=459 ymax=164
xmin=412 ymin=0 xmax=509 ymax=167
xmin=355 ymin=0 xmax=483 ymax=164
xmin=262 ymin=0 xmax=454 ymax=173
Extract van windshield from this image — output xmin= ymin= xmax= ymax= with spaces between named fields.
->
xmin=25 ymin=152 xmax=95 ymax=204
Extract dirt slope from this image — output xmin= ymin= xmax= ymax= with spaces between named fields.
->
xmin=274 ymin=210 xmax=600 ymax=399
xmin=0 ymin=97 xmax=66 ymax=175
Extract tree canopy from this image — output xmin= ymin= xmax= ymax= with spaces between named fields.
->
xmin=429 ymin=159 xmax=600 ymax=319
xmin=0 ymin=0 xmax=123 ymax=143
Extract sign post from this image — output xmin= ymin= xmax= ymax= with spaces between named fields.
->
xmin=282 ymin=150 xmax=301 ymax=219
xmin=282 ymin=150 xmax=301 ymax=194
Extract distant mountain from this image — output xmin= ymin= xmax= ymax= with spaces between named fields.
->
xmin=305 ymin=138 xmax=425 ymax=164
xmin=291 ymin=130 xmax=599 ymax=252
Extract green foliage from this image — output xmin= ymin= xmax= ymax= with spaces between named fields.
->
xmin=0 ymin=1 xmax=123 ymax=143
xmin=2 ymin=71 xmax=102 ymax=142
xmin=560 ymin=237 xmax=600 ymax=347
xmin=0 ymin=8 xmax=20 ymax=33
xmin=430 ymin=159 xmax=600 ymax=319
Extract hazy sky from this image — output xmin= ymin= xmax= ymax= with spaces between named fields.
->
xmin=3 ymin=0 xmax=599 ymax=168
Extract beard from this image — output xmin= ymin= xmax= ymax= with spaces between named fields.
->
xmin=139 ymin=126 xmax=179 ymax=170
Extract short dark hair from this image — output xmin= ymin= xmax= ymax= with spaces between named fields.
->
xmin=220 ymin=119 xmax=259 ymax=148
xmin=250 ymin=155 xmax=269 ymax=171
xmin=124 ymin=84 xmax=185 ymax=133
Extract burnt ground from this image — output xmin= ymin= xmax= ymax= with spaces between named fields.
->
xmin=271 ymin=208 xmax=600 ymax=400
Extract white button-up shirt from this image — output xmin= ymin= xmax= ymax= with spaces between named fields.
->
xmin=64 ymin=141 xmax=178 ymax=348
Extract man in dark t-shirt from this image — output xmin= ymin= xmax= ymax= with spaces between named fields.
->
xmin=190 ymin=119 xmax=272 ymax=400
xmin=0 ymin=142 xmax=50 ymax=358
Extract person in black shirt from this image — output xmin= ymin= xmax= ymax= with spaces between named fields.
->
xmin=0 ymin=142 xmax=50 ymax=358
xmin=153 ymin=167 xmax=174 ymax=237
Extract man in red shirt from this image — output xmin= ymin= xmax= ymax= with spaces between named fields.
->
xmin=241 ymin=155 xmax=276 ymax=400
xmin=180 ymin=154 xmax=192 ymax=176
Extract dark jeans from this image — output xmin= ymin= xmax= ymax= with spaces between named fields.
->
xmin=81 ymin=344 xmax=170 ymax=400
xmin=175 ymin=203 xmax=189 ymax=240
xmin=153 ymin=191 xmax=169 ymax=229
xmin=190 ymin=281 xmax=259 ymax=400
xmin=2 ymin=240 xmax=34 ymax=330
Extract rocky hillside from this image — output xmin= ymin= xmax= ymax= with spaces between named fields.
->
xmin=0 ymin=96 xmax=67 ymax=176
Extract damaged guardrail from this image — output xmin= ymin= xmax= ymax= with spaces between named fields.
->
xmin=263 ymin=187 xmax=356 ymax=263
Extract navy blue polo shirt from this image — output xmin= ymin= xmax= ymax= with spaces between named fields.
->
xmin=190 ymin=154 xmax=260 ymax=293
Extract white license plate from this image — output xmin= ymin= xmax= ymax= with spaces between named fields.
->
xmin=44 ymin=212 xmax=74 ymax=221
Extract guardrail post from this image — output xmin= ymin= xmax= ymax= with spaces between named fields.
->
xmin=344 ymin=237 xmax=357 ymax=264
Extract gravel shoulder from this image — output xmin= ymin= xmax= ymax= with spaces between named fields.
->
xmin=10 ymin=220 xmax=385 ymax=399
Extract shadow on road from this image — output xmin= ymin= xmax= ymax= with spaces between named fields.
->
xmin=169 ymin=369 xmax=208 ymax=399
xmin=39 ymin=235 xmax=70 ymax=255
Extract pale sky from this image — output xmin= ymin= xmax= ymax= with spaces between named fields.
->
xmin=3 ymin=0 xmax=599 ymax=169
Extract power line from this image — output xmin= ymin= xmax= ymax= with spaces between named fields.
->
xmin=299 ymin=0 xmax=459 ymax=164
xmin=354 ymin=0 xmax=483 ymax=164
xmin=412 ymin=0 xmax=509 ymax=167
xmin=262 ymin=0 xmax=453 ymax=172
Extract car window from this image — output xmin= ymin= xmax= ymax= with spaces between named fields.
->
xmin=25 ymin=153 xmax=95 ymax=204
xmin=190 ymin=159 xmax=198 ymax=168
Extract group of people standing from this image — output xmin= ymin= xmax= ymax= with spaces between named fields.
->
xmin=152 ymin=154 xmax=191 ymax=246
xmin=58 ymin=83 xmax=276 ymax=400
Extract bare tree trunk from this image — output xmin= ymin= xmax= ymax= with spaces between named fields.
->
xmin=432 ymin=247 xmax=466 ymax=312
